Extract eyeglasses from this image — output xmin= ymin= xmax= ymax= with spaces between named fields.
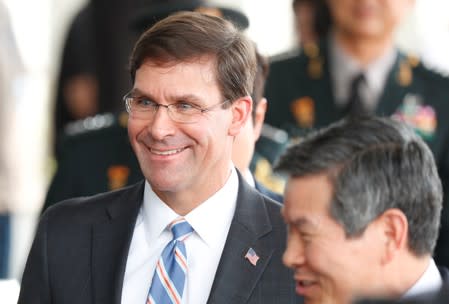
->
xmin=124 ymin=92 xmax=230 ymax=124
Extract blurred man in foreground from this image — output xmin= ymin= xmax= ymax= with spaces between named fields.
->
xmin=276 ymin=117 xmax=448 ymax=304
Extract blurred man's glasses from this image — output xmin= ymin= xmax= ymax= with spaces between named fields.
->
xmin=124 ymin=92 xmax=230 ymax=124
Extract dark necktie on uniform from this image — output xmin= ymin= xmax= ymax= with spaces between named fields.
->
xmin=346 ymin=73 xmax=369 ymax=118
xmin=147 ymin=218 xmax=193 ymax=304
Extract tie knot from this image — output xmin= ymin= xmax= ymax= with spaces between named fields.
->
xmin=170 ymin=218 xmax=193 ymax=241
xmin=350 ymin=73 xmax=365 ymax=90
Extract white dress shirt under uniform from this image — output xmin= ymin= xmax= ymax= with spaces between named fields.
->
xmin=121 ymin=167 xmax=239 ymax=304
xmin=329 ymin=33 xmax=397 ymax=112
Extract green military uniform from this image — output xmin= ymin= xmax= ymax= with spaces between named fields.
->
xmin=264 ymin=38 xmax=449 ymax=267
xmin=42 ymin=112 xmax=143 ymax=213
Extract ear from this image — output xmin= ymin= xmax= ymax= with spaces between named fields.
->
xmin=377 ymin=208 xmax=409 ymax=265
xmin=252 ymin=98 xmax=267 ymax=141
xmin=228 ymin=96 xmax=252 ymax=136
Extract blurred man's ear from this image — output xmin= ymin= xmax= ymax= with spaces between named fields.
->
xmin=378 ymin=208 xmax=408 ymax=265
xmin=253 ymin=97 xmax=267 ymax=141
xmin=229 ymin=96 xmax=252 ymax=136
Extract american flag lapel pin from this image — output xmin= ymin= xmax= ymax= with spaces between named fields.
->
xmin=245 ymin=247 xmax=260 ymax=266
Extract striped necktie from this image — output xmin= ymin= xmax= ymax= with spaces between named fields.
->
xmin=147 ymin=218 xmax=193 ymax=304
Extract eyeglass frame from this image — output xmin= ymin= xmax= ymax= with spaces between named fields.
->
xmin=123 ymin=91 xmax=231 ymax=124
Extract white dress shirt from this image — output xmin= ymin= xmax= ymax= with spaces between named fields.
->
xmin=402 ymin=258 xmax=443 ymax=299
xmin=121 ymin=167 xmax=239 ymax=304
xmin=329 ymin=34 xmax=397 ymax=112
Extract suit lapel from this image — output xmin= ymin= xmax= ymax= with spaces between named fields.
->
xmin=91 ymin=182 xmax=144 ymax=304
xmin=207 ymin=173 xmax=274 ymax=304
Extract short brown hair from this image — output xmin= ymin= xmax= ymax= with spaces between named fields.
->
xmin=251 ymin=49 xmax=269 ymax=120
xmin=129 ymin=11 xmax=256 ymax=103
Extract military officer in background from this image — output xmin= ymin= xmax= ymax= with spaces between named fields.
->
xmin=264 ymin=0 xmax=449 ymax=267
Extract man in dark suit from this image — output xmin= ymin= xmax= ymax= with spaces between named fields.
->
xmin=277 ymin=116 xmax=448 ymax=304
xmin=19 ymin=12 xmax=299 ymax=303
xmin=264 ymin=0 xmax=449 ymax=269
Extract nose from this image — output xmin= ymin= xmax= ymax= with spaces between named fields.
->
xmin=148 ymin=105 xmax=176 ymax=140
xmin=283 ymin=231 xmax=305 ymax=269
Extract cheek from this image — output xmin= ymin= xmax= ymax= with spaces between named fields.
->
xmin=127 ymin=119 xmax=146 ymax=139
xmin=306 ymin=237 xmax=362 ymax=279
xmin=300 ymin=238 xmax=336 ymax=278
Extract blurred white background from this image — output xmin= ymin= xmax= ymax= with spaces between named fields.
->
xmin=1 ymin=0 xmax=449 ymax=299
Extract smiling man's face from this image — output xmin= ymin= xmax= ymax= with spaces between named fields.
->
xmin=282 ymin=173 xmax=384 ymax=304
xmin=127 ymin=55 xmax=246 ymax=206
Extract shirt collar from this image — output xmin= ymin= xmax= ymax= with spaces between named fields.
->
xmin=241 ymin=168 xmax=255 ymax=188
xmin=142 ymin=166 xmax=239 ymax=247
xmin=402 ymin=258 xmax=443 ymax=299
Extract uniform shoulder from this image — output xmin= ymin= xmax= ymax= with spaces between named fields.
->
xmin=414 ymin=61 xmax=449 ymax=84
xmin=266 ymin=49 xmax=308 ymax=84
xmin=401 ymin=53 xmax=449 ymax=84
xmin=269 ymin=48 xmax=301 ymax=63
xmin=61 ymin=112 xmax=129 ymax=143
xmin=268 ymin=43 xmax=325 ymax=79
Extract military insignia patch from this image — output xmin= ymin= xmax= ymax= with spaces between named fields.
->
xmin=308 ymin=57 xmax=323 ymax=79
xmin=392 ymin=94 xmax=437 ymax=141
xmin=397 ymin=60 xmax=413 ymax=87
xmin=291 ymin=97 xmax=315 ymax=128
xmin=254 ymin=157 xmax=285 ymax=194
xmin=107 ymin=165 xmax=130 ymax=190
xmin=304 ymin=42 xmax=322 ymax=79
xmin=119 ymin=111 xmax=129 ymax=128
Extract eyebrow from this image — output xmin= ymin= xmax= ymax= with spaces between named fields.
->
xmin=281 ymin=208 xmax=312 ymax=228
xmin=129 ymin=88 xmax=203 ymax=104
xmin=291 ymin=217 xmax=313 ymax=229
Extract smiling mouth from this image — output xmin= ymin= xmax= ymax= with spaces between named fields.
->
xmin=150 ymin=147 xmax=186 ymax=156
xmin=298 ymin=280 xmax=315 ymax=287
xmin=295 ymin=279 xmax=318 ymax=296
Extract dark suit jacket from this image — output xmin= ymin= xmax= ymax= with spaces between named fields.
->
xmin=19 ymin=173 xmax=300 ymax=303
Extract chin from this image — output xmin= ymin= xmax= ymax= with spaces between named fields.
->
xmin=146 ymin=174 xmax=180 ymax=190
